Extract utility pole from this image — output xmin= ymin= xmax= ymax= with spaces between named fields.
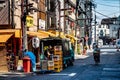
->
xmin=94 ymin=11 xmax=97 ymax=43
xmin=21 ymin=0 xmax=28 ymax=52
xmin=118 ymin=0 xmax=120 ymax=39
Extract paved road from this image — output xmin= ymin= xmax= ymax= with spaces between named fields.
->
xmin=0 ymin=46 xmax=120 ymax=80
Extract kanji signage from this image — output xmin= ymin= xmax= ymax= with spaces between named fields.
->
xmin=26 ymin=15 xmax=33 ymax=27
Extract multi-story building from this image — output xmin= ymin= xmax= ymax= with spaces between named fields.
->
xmin=101 ymin=17 xmax=118 ymax=39
xmin=77 ymin=0 xmax=93 ymax=38
xmin=46 ymin=0 xmax=76 ymax=36
xmin=92 ymin=17 xmax=119 ymax=45
xmin=0 ymin=0 xmax=78 ymax=72
xmin=0 ymin=0 xmax=39 ymax=72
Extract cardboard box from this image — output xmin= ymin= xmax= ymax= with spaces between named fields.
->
xmin=48 ymin=60 xmax=54 ymax=66
xmin=41 ymin=60 xmax=48 ymax=70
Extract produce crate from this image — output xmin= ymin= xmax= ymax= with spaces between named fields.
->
xmin=48 ymin=60 xmax=54 ymax=67
xmin=54 ymin=60 xmax=60 ymax=64
xmin=54 ymin=64 xmax=61 ymax=68
xmin=41 ymin=60 xmax=48 ymax=70
xmin=53 ymin=55 xmax=60 ymax=61
xmin=54 ymin=68 xmax=61 ymax=72
xmin=48 ymin=66 xmax=54 ymax=70
xmin=54 ymin=51 xmax=62 ymax=55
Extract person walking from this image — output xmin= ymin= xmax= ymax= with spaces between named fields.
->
xmin=93 ymin=45 xmax=100 ymax=64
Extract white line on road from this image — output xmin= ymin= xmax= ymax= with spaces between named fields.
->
xmin=68 ymin=73 xmax=76 ymax=77
xmin=49 ymin=73 xmax=76 ymax=77
xmin=49 ymin=73 xmax=68 ymax=76
xmin=103 ymin=68 xmax=120 ymax=71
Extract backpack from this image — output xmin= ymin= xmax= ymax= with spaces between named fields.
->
xmin=93 ymin=48 xmax=100 ymax=54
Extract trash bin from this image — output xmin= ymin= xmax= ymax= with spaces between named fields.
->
xmin=23 ymin=56 xmax=31 ymax=73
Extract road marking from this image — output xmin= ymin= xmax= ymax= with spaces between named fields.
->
xmin=101 ymin=51 xmax=116 ymax=55
xmin=103 ymin=68 xmax=120 ymax=71
xmin=68 ymin=73 xmax=76 ymax=76
xmin=49 ymin=73 xmax=76 ymax=77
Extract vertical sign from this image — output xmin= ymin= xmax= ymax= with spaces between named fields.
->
xmin=39 ymin=19 xmax=45 ymax=30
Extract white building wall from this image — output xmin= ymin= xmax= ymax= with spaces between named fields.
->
xmin=60 ymin=0 xmax=64 ymax=32
xmin=100 ymin=25 xmax=109 ymax=36
xmin=14 ymin=0 xmax=21 ymax=29
xmin=92 ymin=24 xmax=110 ymax=43
xmin=109 ymin=24 xmax=119 ymax=39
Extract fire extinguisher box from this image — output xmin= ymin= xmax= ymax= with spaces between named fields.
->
xmin=23 ymin=56 xmax=31 ymax=73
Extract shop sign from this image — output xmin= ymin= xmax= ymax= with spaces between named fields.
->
xmin=26 ymin=15 xmax=33 ymax=27
xmin=32 ymin=37 xmax=39 ymax=48
xmin=39 ymin=19 xmax=45 ymax=30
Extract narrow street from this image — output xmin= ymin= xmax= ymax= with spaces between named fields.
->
xmin=0 ymin=45 xmax=120 ymax=80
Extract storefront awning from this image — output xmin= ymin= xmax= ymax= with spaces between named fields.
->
xmin=0 ymin=34 xmax=13 ymax=43
xmin=48 ymin=30 xmax=66 ymax=38
xmin=27 ymin=31 xmax=49 ymax=39
xmin=65 ymin=34 xmax=77 ymax=44
xmin=65 ymin=34 xmax=77 ymax=40
xmin=38 ymin=30 xmax=56 ymax=37
xmin=0 ymin=29 xmax=15 ymax=34
xmin=0 ymin=29 xmax=21 ymax=38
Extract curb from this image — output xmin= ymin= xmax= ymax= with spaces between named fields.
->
xmin=0 ymin=72 xmax=33 ymax=77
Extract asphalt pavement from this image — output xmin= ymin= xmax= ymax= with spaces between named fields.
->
xmin=0 ymin=45 xmax=120 ymax=80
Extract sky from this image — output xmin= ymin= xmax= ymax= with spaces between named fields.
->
xmin=94 ymin=0 xmax=120 ymax=22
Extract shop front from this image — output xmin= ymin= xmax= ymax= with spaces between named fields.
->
xmin=0 ymin=29 xmax=21 ymax=72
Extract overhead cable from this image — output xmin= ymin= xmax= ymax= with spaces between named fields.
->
xmin=94 ymin=2 xmax=119 ymax=7
xmin=93 ymin=10 xmax=111 ymax=18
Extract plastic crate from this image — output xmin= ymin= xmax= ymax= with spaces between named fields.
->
xmin=53 ymin=55 xmax=60 ymax=61
xmin=54 ymin=68 xmax=61 ymax=72
xmin=54 ymin=51 xmax=62 ymax=55
xmin=48 ymin=66 xmax=54 ymax=70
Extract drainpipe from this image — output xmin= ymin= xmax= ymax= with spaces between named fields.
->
xmin=8 ymin=0 xmax=10 ymax=25
xmin=11 ymin=0 xmax=15 ymax=28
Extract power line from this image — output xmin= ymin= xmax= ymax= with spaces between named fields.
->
xmin=93 ymin=10 xmax=111 ymax=18
xmin=107 ymin=11 xmax=120 ymax=16
xmin=94 ymin=2 xmax=119 ymax=7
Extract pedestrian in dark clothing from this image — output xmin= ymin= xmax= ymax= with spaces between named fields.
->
xmin=44 ymin=45 xmax=53 ymax=60
xmin=93 ymin=45 xmax=100 ymax=64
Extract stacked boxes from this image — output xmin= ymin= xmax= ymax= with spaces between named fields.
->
xmin=40 ymin=45 xmax=63 ymax=72
xmin=53 ymin=46 xmax=63 ymax=72
xmin=47 ymin=60 xmax=54 ymax=70
xmin=41 ymin=60 xmax=48 ymax=70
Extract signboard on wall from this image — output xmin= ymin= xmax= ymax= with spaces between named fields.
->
xmin=26 ymin=16 xmax=33 ymax=27
xmin=39 ymin=19 xmax=45 ymax=30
